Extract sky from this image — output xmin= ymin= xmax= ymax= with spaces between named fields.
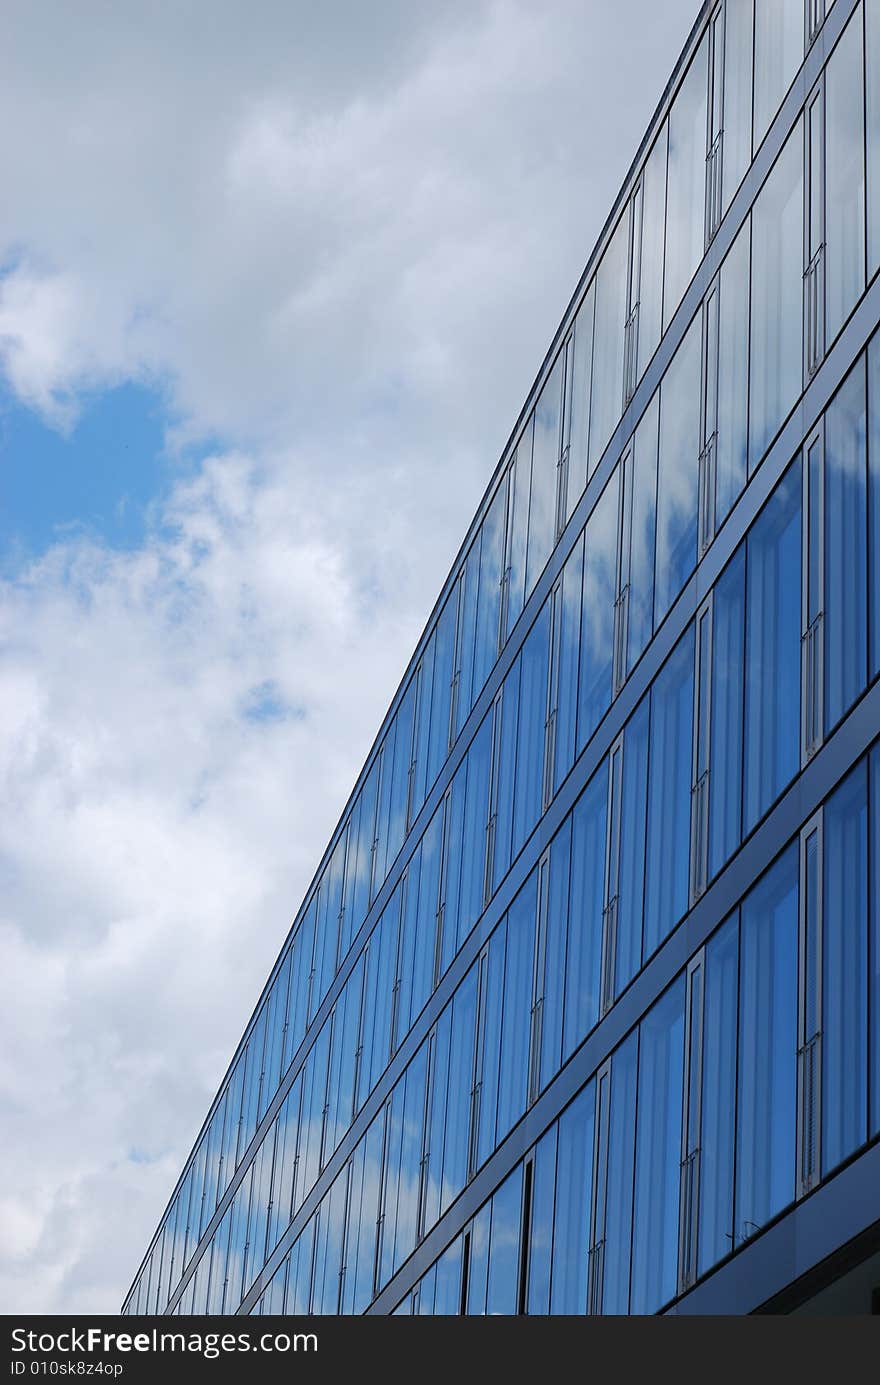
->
xmin=0 ymin=0 xmax=699 ymax=1313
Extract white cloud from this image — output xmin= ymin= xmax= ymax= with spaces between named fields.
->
xmin=0 ymin=0 xmax=699 ymax=1311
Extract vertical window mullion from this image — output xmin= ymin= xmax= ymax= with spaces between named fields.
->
xmin=802 ymin=427 xmax=825 ymax=761
xmin=804 ymin=81 xmax=826 ymax=381
xmin=691 ymin=596 xmax=713 ymax=903
xmin=613 ymin=448 xmax=633 ymax=697
xmin=798 ymin=814 xmax=824 ymax=1198
xmin=588 ymin=1059 xmax=611 ymax=1314
xmin=529 ymin=850 xmax=551 ymax=1106
xmin=485 ymin=690 xmax=503 ymax=906
xmin=623 ymin=181 xmax=643 ymax=408
xmin=544 ymin=581 xmax=562 ymax=812
xmin=600 ymin=737 xmax=623 ymax=1017
xmin=678 ymin=950 xmax=705 ymax=1292
xmin=699 ymin=278 xmax=720 ymax=555
xmin=434 ymin=790 xmax=451 ymax=988
xmin=705 ymin=3 xmax=725 ymax=246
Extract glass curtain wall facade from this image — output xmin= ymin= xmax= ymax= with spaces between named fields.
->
xmin=123 ymin=0 xmax=880 ymax=1318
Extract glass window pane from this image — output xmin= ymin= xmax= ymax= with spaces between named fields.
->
xmin=474 ymin=483 xmax=505 ymax=698
xmin=438 ymin=766 xmax=466 ymax=979
xmin=716 ymin=220 xmax=750 ymax=525
xmin=550 ymin=1083 xmax=595 ymax=1314
xmin=540 ymin=817 xmax=570 ymax=1089
xmin=466 ymin=1202 xmax=491 ymax=1315
xmin=638 ymin=124 xmax=668 ymax=376
xmin=553 ymin=541 xmax=583 ymax=794
xmin=526 ymin=1125 xmax=557 ymax=1315
xmin=527 ymin=355 xmax=564 ymax=596
xmin=577 ymin=470 xmax=618 ymax=751
xmin=453 ymin=543 xmax=480 ymax=738
xmin=749 ymin=121 xmax=804 ymax=470
xmin=753 ymin=0 xmax=803 ymax=151
xmin=616 ymin=699 xmax=649 ymax=997
xmin=459 ymin=712 xmax=491 ymax=951
xmin=427 ymin=594 xmax=456 ymax=791
xmin=736 ymin=844 xmax=798 ymax=1245
xmin=497 ymin=871 xmax=538 ymax=1143
xmin=698 ymin=913 xmax=739 ymax=1276
xmin=709 ymin=546 xmax=745 ymax=878
xmin=656 ymin=313 xmax=702 ymax=624
xmin=627 ymin=392 xmax=660 ymax=673
xmin=664 ymin=34 xmax=709 ymax=327
xmin=569 ymin=283 xmax=595 ymax=500
xmin=869 ymin=334 xmax=880 ymax=682
xmin=443 ymin=966 xmax=478 ymax=1215
xmin=823 ymin=761 xmax=868 ymax=1175
xmin=744 ymin=462 xmax=802 ymax=834
xmin=563 ymin=761 xmax=607 ymax=1060
xmin=825 ymin=359 xmax=868 ymax=732
xmin=434 ymin=1237 xmax=463 ymax=1315
xmin=869 ymin=0 xmax=880 ymax=278
xmin=722 ymin=0 xmax=754 ymax=210
xmin=872 ymin=749 xmax=880 ymax=1137
xmin=589 ymin=212 xmax=628 ymax=475
xmin=491 ymin=670 xmax=519 ymax=895
xmin=486 ymin=1164 xmax=524 ymax=1316
xmin=601 ymin=1031 xmax=638 ymax=1314
xmin=476 ymin=931 xmax=505 ymax=1167
xmin=644 ymin=625 xmax=695 ymax=956
xmin=826 ymin=11 xmax=866 ymax=343
xmin=512 ymin=604 xmax=550 ymax=859
xmin=631 ymin=978 xmax=685 ymax=1314
xmin=505 ymin=439 xmax=532 ymax=640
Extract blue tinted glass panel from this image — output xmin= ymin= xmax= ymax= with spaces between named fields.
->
xmin=722 ymin=0 xmax=754 ymax=211
xmin=736 ymin=844 xmax=798 ymax=1244
xmin=427 ymin=594 xmax=456 ymax=790
xmin=466 ymin=1202 xmax=491 ymax=1315
xmin=631 ymin=978 xmax=685 ymax=1314
xmin=753 ymin=0 xmax=802 ymax=150
xmin=716 ymin=221 xmax=750 ymax=525
xmin=474 ymin=484 xmax=505 ymax=696
xmin=454 ymin=542 xmax=480 ymax=737
xmin=698 ymin=912 xmax=738 ymax=1276
xmin=486 ymin=1164 xmax=523 ymax=1316
xmin=526 ymin=1124 xmax=557 ymax=1315
xmin=362 ymin=888 xmax=398 ymax=1098
xmin=527 ymin=354 xmax=563 ymax=597
xmin=602 ymin=1032 xmax=637 ymax=1315
xmin=412 ymin=810 xmax=442 ymax=1024
xmin=505 ymin=439 xmax=531 ymax=639
xmin=564 ymin=761 xmax=607 ymax=1059
xmin=568 ymin=283 xmax=595 ymax=501
xmin=438 ymin=767 xmax=466 ymax=979
xmin=664 ymin=33 xmax=708 ymax=327
xmin=476 ymin=930 xmax=505 ymax=1168
xmin=656 ymin=314 xmax=701 ymax=625
xmin=492 ymin=668 xmax=520 ymax=895
xmin=550 ymin=1082 xmax=595 ymax=1314
xmin=826 ymin=10 xmax=865 ymax=344
xmin=868 ymin=335 xmax=880 ymax=681
xmin=872 ymin=749 xmax=880 ymax=1136
xmin=744 ymin=462 xmax=801 ymax=833
xmin=749 ymin=121 xmax=803 ymax=469
xmin=554 ymin=539 xmax=582 ymax=792
xmin=627 ymin=393 xmax=659 ymax=673
xmin=710 ymin=546 xmax=745 ymax=877
xmin=825 ymin=359 xmax=867 ymax=732
xmin=638 ymin=124 xmax=667 ymax=377
xmin=540 ymin=817 xmax=570 ymax=1089
xmin=412 ymin=638 xmax=435 ymax=816
xmin=589 ymin=212 xmax=628 ymax=475
xmin=443 ymin=966 xmax=478 ymax=1215
xmin=617 ymin=700 xmax=649 ymax=996
xmin=459 ymin=713 xmax=491 ymax=949
xmin=497 ymin=871 xmax=537 ymax=1143
xmin=433 ymin=1237 xmax=463 ymax=1315
xmin=823 ymin=762 xmax=868 ymax=1174
xmin=644 ymin=625 xmax=695 ymax=956
xmin=869 ymin=0 xmax=880 ymax=278
xmin=512 ymin=604 xmax=550 ymax=858
xmin=578 ymin=470 xmax=618 ymax=751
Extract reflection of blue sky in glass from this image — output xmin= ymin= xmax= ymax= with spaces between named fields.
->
xmin=0 ymin=381 xmax=203 ymax=567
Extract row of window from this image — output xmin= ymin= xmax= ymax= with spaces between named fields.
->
xmin=252 ymin=743 xmax=880 ymax=1317
xmin=122 ymin=0 xmax=880 ymax=1315
xmin=128 ymin=322 xmax=880 ymax=1314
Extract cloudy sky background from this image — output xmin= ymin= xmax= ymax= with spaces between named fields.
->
xmin=0 ymin=0 xmax=698 ymax=1313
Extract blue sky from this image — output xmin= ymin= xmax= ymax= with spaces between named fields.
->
xmin=0 ymin=0 xmax=699 ymax=1315
xmin=0 ymin=381 xmax=185 ymax=566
